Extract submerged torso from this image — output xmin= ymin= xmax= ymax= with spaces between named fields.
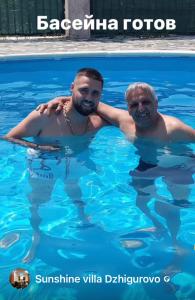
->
xmin=133 ymin=137 xmax=194 ymax=169
xmin=33 ymin=133 xmax=95 ymax=157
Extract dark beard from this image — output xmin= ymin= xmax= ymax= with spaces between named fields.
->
xmin=73 ymin=101 xmax=97 ymax=116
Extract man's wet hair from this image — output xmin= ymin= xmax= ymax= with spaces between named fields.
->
xmin=125 ymin=82 xmax=157 ymax=101
xmin=76 ymin=68 xmax=104 ymax=87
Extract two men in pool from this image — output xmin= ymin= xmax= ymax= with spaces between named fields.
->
xmin=4 ymin=67 xmax=195 ymax=253
xmin=45 ymin=81 xmax=195 ymax=143
xmin=40 ymin=80 xmax=195 ymax=247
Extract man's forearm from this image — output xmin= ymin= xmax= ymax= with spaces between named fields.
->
xmin=2 ymin=136 xmax=60 ymax=152
xmin=2 ymin=136 xmax=39 ymax=149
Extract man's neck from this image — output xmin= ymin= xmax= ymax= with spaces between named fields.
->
xmin=62 ymin=98 xmax=90 ymax=136
xmin=135 ymin=114 xmax=160 ymax=134
xmin=64 ymin=98 xmax=89 ymax=123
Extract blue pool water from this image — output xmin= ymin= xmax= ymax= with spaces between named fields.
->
xmin=0 ymin=56 xmax=195 ymax=300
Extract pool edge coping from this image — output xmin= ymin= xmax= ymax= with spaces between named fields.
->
xmin=1 ymin=50 xmax=195 ymax=60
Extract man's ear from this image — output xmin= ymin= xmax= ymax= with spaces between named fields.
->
xmin=70 ymin=82 xmax=74 ymax=92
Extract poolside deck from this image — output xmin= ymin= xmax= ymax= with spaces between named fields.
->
xmin=0 ymin=36 xmax=195 ymax=57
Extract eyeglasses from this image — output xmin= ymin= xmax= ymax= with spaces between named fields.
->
xmin=128 ymin=99 xmax=152 ymax=109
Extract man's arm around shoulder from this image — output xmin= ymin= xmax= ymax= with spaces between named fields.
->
xmin=97 ymin=102 xmax=128 ymax=127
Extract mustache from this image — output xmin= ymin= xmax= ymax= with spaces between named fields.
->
xmin=135 ymin=109 xmax=150 ymax=116
xmin=73 ymin=100 xmax=97 ymax=116
xmin=81 ymin=100 xmax=96 ymax=107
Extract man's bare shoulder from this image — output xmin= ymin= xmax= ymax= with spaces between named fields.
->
xmin=5 ymin=110 xmax=53 ymax=139
xmin=89 ymin=113 xmax=107 ymax=128
xmin=161 ymin=114 xmax=187 ymax=129
xmin=27 ymin=110 xmax=53 ymax=127
xmin=28 ymin=109 xmax=48 ymax=119
xmin=161 ymin=113 xmax=195 ymax=141
xmin=29 ymin=110 xmax=61 ymax=133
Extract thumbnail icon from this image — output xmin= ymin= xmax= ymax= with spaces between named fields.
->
xmin=9 ymin=269 xmax=30 ymax=289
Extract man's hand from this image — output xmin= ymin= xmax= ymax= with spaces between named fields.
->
xmin=36 ymin=96 xmax=71 ymax=115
